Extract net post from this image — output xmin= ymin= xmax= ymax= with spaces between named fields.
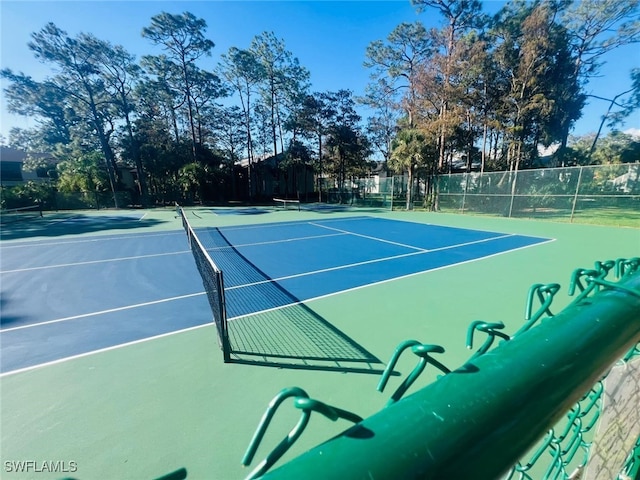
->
xmin=217 ymin=271 xmax=231 ymax=363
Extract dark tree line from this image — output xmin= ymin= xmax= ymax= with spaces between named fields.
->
xmin=2 ymin=11 xmax=371 ymax=206
xmin=2 ymin=1 xmax=639 ymax=209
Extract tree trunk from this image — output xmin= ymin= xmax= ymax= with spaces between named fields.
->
xmin=406 ymin=167 xmax=413 ymax=210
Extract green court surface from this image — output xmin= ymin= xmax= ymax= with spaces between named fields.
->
xmin=1 ymin=207 xmax=638 ymax=480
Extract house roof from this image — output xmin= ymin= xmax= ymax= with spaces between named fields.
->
xmin=0 ymin=146 xmax=27 ymax=163
xmin=0 ymin=146 xmax=57 ymax=164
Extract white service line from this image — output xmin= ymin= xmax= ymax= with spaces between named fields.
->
xmin=309 ymin=222 xmax=428 ymax=251
xmin=218 ymin=216 xmax=370 ymax=232
xmin=225 ymin=232 xmax=517 ymax=291
xmin=207 ymin=232 xmax=347 ymax=250
xmin=0 ymin=250 xmax=191 ymax=274
xmin=227 ymin=249 xmax=427 ymax=290
xmin=227 ymin=237 xmax=555 ymax=322
xmin=0 ymin=292 xmax=205 ymax=333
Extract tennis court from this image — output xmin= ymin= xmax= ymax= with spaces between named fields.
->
xmin=0 ymin=206 xmax=638 ymax=479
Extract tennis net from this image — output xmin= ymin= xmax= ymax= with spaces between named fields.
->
xmin=273 ymin=197 xmax=301 ymax=211
xmin=177 ymin=205 xmax=231 ymax=362
xmin=0 ymin=204 xmax=43 ymax=225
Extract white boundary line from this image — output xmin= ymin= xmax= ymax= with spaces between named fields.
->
xmin=0 ymin=231 xmax=184 ymax=250
xmin=0 ymin=237 xmax=555 ymax=377
xmin=227 ymin=238 xmax=556 ymax=322
xmin=218 ymin=216 xmax=370 ymax=232
xmin=1 ymin=250 xmax=190 ymax=274
xmin=0 ymin=322 xmax=213 ymax=378
xmin=226 ymin=233 xmax=516 ymax=290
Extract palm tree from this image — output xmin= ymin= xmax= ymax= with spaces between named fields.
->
xmin=389 ymin=129 xmax=431 ymax=210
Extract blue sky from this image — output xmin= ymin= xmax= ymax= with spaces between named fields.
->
xmin=1 ymin=0 xmax=639 ymax=141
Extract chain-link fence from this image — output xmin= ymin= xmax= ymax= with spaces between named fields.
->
xmin=438 ymin=164 xmax=639 ymax=222
xmin=333 ymin=164 xmax=638 ymax=224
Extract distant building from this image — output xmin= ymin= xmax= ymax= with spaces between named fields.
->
xmin=0 ymin=147 xmax=57 ymax=186
xmin=235 ymin=152 xmax=315 ymax=201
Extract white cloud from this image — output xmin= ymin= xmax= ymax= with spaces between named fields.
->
xmin=624 ymin=128 xmax=640 ymax=139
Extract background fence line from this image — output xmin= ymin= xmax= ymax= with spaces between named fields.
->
xmin=337 ymin=163 xmax=638 ymax=225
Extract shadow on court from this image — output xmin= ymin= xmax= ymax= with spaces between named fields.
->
xmin=227 ymin=302 xmax=385 ymax=375
xmin=0 ymin=212 xmax=166 ymax=241
xmin=300 ymin=204 xmax=388 ymax=214
xmin=0 ymin=293 xmax=27 ymax=328
xmin=211 ymin=207 xmax=272 ymax=215
xmin=199 ymin=228 xmax=386 ymax=375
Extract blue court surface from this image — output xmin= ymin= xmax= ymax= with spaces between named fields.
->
xmin=0 ymin=215 xmax=551 ymax=374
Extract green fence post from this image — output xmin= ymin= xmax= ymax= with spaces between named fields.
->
xmin=570 ymin=165 xmax=584 ymax=223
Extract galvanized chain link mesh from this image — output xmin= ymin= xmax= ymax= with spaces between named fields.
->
xmin=337 ymin=164 xmax=639 ymax=221
xmin=503 ymin=258 xmax=640 ymax=480
xmin=503 ymin=343 xmax=640 ymax=480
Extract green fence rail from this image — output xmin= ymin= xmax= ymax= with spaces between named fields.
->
xmin=241 ymin=258 xmax=640 ymax=480
xmin=437 ymin=164 xmax=639 ymax=223
xmin=335 ymin=164 xmax=639 ymax=225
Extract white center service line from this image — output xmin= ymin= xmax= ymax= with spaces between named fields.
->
xmin=227 ymin=233 xmax=517 ymax=291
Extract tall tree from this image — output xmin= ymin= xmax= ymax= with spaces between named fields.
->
xmin=142 ymin=11 xmax=215 ymax=162
xmin=90 ymin=39 xmax=148 ymax=204
xmin=1 ymin=71 xmax=73 ymax=146
xmin=219 ymin=47 xmax=264 ymax=198
xmin=587 ymin=68 xmax=640 ymax=159
xmin=25 ymin=23 xmax=121 ymax=206
xmin=364 ymin=21 xmax=432 ymax=128
xmin=359 ymin=79 xmax=399 ymax=165
xmin=557 ymin=0 xmax=640 ymax=160
xmin=291 ymin=92 xmax=337 ymax=201
xmin=249 ymin=32 xmax=310 ymax=159
xmin=490 ymin=2 xmax=582 ymax=170
xmin=186 ymin=67 xmax=226 ymax=147
xmin=322 ymin=90 xmax=371 ymax=199
xmin=411 ymin=0 xmax=485 ymax=169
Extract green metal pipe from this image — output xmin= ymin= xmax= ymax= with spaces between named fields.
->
xmin=259 ymin=272 xmax=640 ymax=480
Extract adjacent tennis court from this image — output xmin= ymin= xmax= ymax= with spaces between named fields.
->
xmin=0 ymin=206 xmax=637 ymax=479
